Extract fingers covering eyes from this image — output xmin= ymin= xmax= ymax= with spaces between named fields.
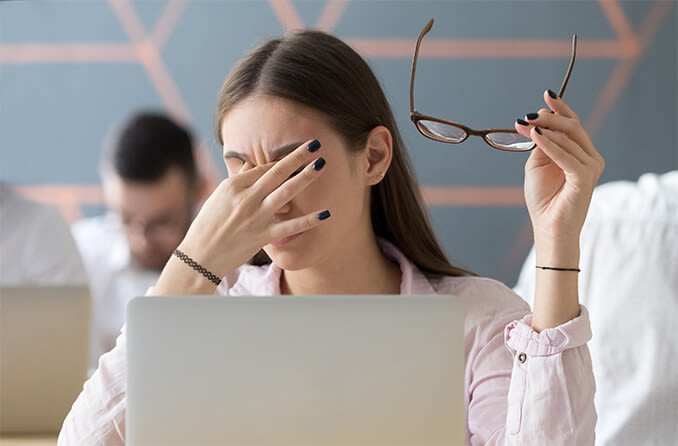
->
xmin=253 ymin=139 xmax=322 ymax=199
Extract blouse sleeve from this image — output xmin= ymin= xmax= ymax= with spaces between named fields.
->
xmin=467 ymin=304 xmax=596 ymax=445
xmin=57 ymin=326 xmax=128 ymax=445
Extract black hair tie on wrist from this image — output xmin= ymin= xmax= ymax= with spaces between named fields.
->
xmin=536 ymin=265 xmax=581 ymax=272
xmin=173 ymin=248 xmax=222 ymax=285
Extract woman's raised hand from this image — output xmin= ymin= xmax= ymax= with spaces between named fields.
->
xmin=515 ymin=90 xmax=605 ymax=252
xmin=157 ymin=139 xmax=330 ymax=293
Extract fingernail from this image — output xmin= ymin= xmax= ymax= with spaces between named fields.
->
xmin=535 ymin=127 xmax=543 ymax=135
xmin=526 ymin=113 xmax=539 ymax=121
xmin=308 ymin=139 xmax=321 ymax=152
xmin=313 ymin=157 xmax=326 ymax=171
xmin=516 ymin=118 xmax=529 ymax=126
xmin=547 ymin=89 xmax=558 ymax=99
xmin=318 ymin=210 xmax=331 ymax=220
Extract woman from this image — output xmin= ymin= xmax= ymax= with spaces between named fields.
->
xmin=60 ymin=29 xmax=603 ymax=445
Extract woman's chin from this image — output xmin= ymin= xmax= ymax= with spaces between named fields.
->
xmin=264 ymin=228 xmax=335 ymax=271
xmin=263 ymin=245 xmax=314 ymax=271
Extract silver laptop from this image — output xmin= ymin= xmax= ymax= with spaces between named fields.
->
xmin=0 ymin=285 xmax=90 ymax=434
xmin=127 ymin=295 xmax=465 ymax=446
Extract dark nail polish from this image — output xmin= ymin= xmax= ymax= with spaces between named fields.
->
xmin=535 ymin=127 xmax=543 ymax=135
xmin=526 ymin=113 xmax=539 ymax=120
xmin=308 ymin=139 xmax=321 ymax=152
xmin=516 ymin=118 xmax=529 ymax=126
xmin=547 ymin=89 xmax=558 ymax=99
xmin=318 ymin=210 xmax=331 ymax=220
xmin=313 ymin=157 xmax=326 ymax=171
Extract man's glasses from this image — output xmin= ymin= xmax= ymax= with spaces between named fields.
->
xmin=117 ymin=213 xmax=188 ymax=240
xmin=410 ymin=18 xmax=577 ymax=152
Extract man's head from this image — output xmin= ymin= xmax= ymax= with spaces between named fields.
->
xmin=100 ymin=112 xmax=201 ymax=270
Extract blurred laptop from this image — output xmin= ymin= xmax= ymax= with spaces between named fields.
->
xmin=127 ymin=294 xmax=465 ymax=446
xmin=0 ymin=285 xmax=90 ymax=434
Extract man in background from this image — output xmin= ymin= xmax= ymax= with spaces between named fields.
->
xmin=72 ymin=112 xmax=205 ymax=370
xmin=514 ymin=170 xmax=678 ymax=446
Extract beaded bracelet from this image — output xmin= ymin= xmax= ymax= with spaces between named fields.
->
xmin=173 ymin=248 xmax=222 ymax=285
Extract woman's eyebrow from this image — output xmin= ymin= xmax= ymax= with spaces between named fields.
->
xmin=223 ymin=141 xmax=304 ymax=164
xmin=269 ymin=141 xmax=304 ymax=161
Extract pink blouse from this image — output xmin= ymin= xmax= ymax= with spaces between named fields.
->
xmin=59 ymin=239 xmax=596 ymax=445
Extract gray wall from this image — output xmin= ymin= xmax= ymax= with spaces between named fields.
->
xmin=1 ymin=0 xmax=676 ymax=285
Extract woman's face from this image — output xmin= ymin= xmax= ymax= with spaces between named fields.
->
xmin=220 ymin=95 xmax=371 ymax=270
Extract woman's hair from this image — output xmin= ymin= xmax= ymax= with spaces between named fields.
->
xmin=215 ymin=30 xmax=474 ymax=277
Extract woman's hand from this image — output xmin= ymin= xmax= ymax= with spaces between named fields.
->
xmin=515 ymin=90 xmax=605 ymax=252
xmin=514 ymin=90 xmax=605 ymax=331
xmin=152 ymin=139 xmax=330 ymax=296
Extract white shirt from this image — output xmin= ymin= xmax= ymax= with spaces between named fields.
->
xmin=514 ymin=171 xmax=678 ymax=446
xmin=0 ymin=184 xmax=87 ymax=285
xmin=71 ymin=213 xmax=160 ymax=371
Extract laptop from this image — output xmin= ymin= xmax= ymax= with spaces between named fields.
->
xmin=127 ymin=295 xmax=465 ymax=446
xmin=0 ymin=285 xmax=90 ymax=434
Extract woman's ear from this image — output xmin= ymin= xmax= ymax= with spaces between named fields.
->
xmin=363 ymin=125 xmax=393 ymax=186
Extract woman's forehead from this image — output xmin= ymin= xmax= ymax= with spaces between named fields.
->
xmin=220 ymin=97 xmax=335 ymax=157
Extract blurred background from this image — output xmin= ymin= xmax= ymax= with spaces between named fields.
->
xmin=1 ymin=0 xmax=676 ymax=285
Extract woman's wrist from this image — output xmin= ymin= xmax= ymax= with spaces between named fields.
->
xmin=534 ymin=234 xmax=581 ymax=269
xmin=151 ymin=253 xmax=220 ymax=297
xmin=531 ymin=234 xmax=581 ymax=332
xmin=177 ymin=235 xmax=244 ymax=280
xmin=173 ymin=248 xmax=222 ymax=285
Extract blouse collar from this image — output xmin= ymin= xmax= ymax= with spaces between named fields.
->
xmin=224 ymin=237 xmax=438 ymax=296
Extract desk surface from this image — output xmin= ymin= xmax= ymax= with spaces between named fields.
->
xmin=0 ymin=435 xmax=56 ymax=446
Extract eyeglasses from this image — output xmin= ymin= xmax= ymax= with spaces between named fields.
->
xmin=410 ymin=18 xmax=577 ymax=152
xmin=116 ymin=212 xmax=188 ymax=240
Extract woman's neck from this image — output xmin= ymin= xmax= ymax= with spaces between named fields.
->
xmin=279 ymin=233 xmax=401 ymax=296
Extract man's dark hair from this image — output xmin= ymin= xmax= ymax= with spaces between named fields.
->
xmin=103 ymin=112 xmax=197 ymax=186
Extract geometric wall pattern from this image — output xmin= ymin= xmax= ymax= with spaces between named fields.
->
xmin=1 ymin=0 xmax=675 ymax=284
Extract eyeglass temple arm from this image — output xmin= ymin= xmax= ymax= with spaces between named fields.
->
xmin=557 ymin=35 xmax=577 ymax=98
xmin=411 ymin=24 xmax=575 ymax=106
xmin=410 ymin=18 xmax=435 ymax=113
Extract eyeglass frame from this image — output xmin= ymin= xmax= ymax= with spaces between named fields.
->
xmin=114 ymin=210 xmax=191 ymax=240
xmin=409 ymin=18 xmax=577 ymax=152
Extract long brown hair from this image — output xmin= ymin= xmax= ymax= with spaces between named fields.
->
xmin=215 ymin=30 xmax=474 ymax=277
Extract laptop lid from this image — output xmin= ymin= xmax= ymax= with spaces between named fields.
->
xmin=0 ymin=286 xmax=90 ymax=434
xmin=127 ymin=295 xmax=465 ymax=446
